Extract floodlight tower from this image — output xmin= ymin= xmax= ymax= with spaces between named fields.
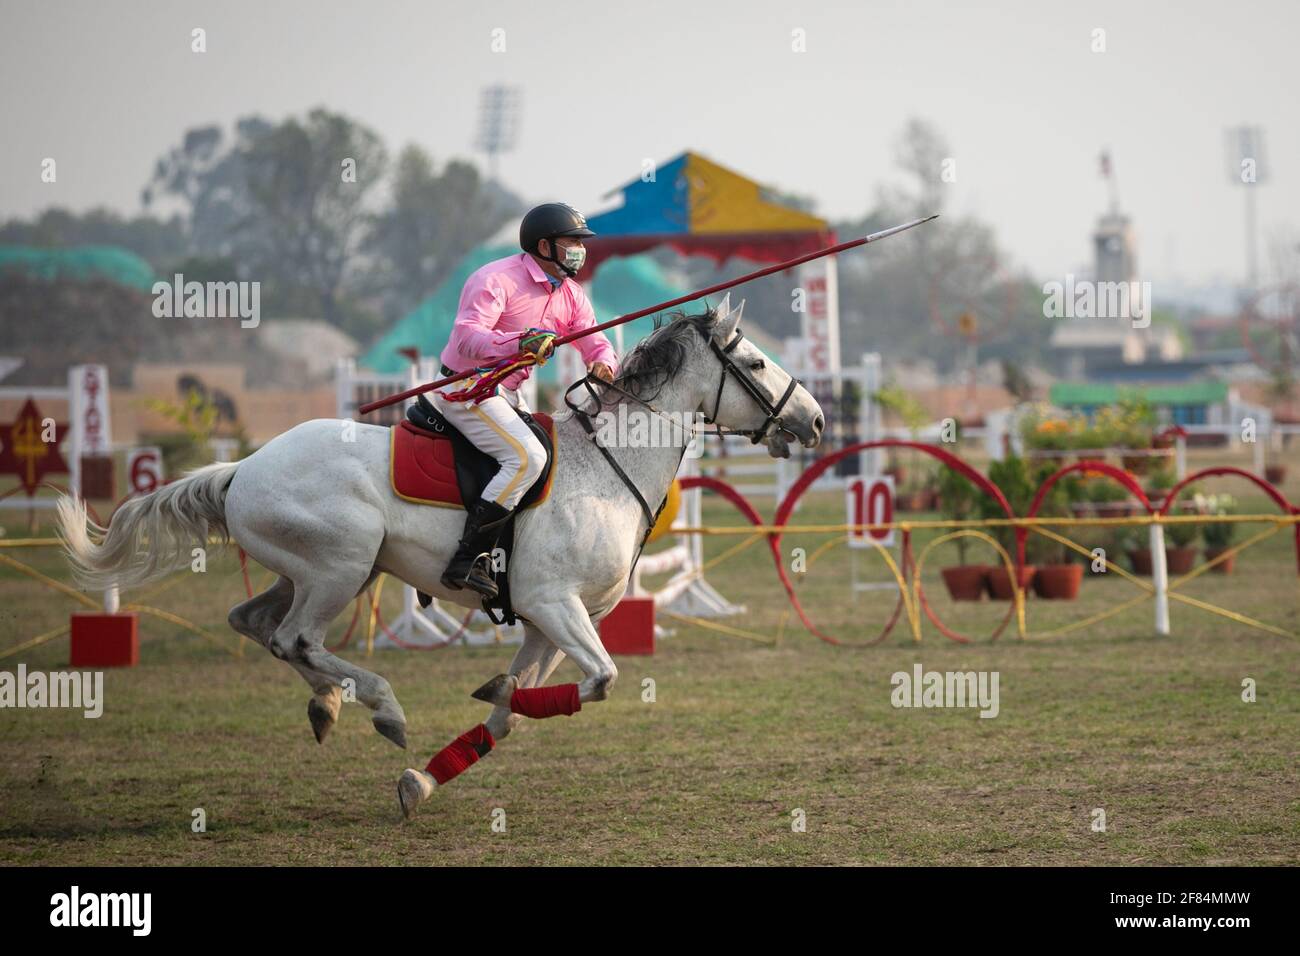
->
xmin=1225 ymin=126 xmax=1268 ymax=296
xmin=475 ymin=85 xmax=521 ymax=183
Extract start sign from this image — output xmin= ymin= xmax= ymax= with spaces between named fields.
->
xmin=846 ymin=476 xmax=894 ymax=548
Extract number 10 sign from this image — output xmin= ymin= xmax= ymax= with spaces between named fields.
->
xmin=846 ymin=476 xmax=894 ymax=548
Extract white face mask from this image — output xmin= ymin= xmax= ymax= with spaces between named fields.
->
xmin=562 ymin=244 xmax=586 ymax=272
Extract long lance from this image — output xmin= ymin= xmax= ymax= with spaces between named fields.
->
xmin=358 ymin=213 xmax=938 ymax=415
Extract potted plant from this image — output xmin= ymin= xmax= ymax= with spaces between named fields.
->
xmin=936 ymin=465 xmax=987 ymax=601
xmin=898 ymin=460 xmax=937 ymax=512
xmin=1019 ymin=404 xmax=1076 ymax=464
xmin=1086 ymin=475 xmax=1134 ymax=517
xmin=1198 ymin=493 xmax=1239 ymax=573
xmin=1144 ymin=463 xmax=1176 ymax=510
xmin=1109 ymin=394 xmax=1157 ymax=474
xmin=1032 ymin=470 xmax=1084 ymax=600
xmin=981 ymin=455 xmax=1038 ymax=600
xmin=1119 ymin=525 xmax=1153 ymax=576
xmin=1073 ymin=415 xmax=1112 ymax=464
xmin=1164 ymin=519 xmax=1200 ymax=575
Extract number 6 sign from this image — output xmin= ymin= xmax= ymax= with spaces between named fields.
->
xmin=127 ymin=447 xmax=164 ymax=497
xmin=846 ymin=476 xmax=894 ymax=548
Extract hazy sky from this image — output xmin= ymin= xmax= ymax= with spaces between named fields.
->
xmin=1 ymin=0 xmax=1295 ymax=287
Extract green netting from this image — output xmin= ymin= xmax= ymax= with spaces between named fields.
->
xmin=0 ymin=245 xmax=158 ymax=291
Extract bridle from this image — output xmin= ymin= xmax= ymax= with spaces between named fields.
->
xmin=700 ymin=326 xmax=803 ymax=445
xmin=565 ymin=324 xmax=804 ymax=449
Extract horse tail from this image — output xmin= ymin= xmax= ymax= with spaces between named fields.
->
xmin=57 ymin=461 xmax=241 ymax=592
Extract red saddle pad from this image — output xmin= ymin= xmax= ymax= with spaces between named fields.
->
xmin=390 ymin=414 xmax=556 ymax=509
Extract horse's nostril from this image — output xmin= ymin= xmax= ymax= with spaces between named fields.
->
xmin=814 ymin=415 xmax=824 ymax=433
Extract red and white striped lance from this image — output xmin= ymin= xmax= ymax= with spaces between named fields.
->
xmin=358 ymin=213 xmax=938 ymax=415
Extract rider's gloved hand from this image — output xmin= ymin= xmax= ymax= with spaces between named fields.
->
xmin=520 ymin=329 xmax=557 ymax=363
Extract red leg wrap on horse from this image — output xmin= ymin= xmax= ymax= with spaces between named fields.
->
xmin=426 ymin=723 xmax=495 ymax=785
xmin=510 ymin=683 xmax=582 ymax=718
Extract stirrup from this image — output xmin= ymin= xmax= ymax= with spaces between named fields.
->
xmin=458 ymin=555 xmax=499 ymax=598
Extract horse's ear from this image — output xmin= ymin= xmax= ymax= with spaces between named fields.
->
xmin=709 ymin=292 xmax=732 ymax=326
xmin=711 ymin=293 xmax=742 ymax=343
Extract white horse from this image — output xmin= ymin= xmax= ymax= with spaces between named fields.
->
xmin=58 ymin=295 xmax=823 ymax=816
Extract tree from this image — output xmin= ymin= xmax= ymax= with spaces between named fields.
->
xmin=833 ymin=117 xmax=1052 ymax=371
xmin=363 ymin=145 xmax=523 ymax=319
xmin=144 ymin=118 xmax=276 ymax=263
xmin=239 ymin=109 xmax=389 ymax=326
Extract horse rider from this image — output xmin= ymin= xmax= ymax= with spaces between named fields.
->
xmin=433 ymin=202 xmax=619 ymax=598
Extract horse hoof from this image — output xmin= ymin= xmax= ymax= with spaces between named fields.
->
xmin=307 ymin=696 xmax=335 ymax=744
xmin=471 ymin=673 xmax=518 ymax=707
xmin=398 ymin=768 xmax=434 ymax=820
xmin=373 ymin=715 xmax=407 ymax=749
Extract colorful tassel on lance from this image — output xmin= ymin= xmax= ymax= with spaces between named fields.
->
xmin=440 ymin=327 xmax=556 ymax=404
xmin=441 ymin=354 xmax=539 ymax=404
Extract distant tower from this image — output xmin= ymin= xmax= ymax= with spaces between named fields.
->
xmin=1050 ymin=149 xmax=1179 ymax=376
xmin=474 ymin=85 xmax=521 ymax=183
xmin=1094 ymin=149 xmax=1138 ymax=287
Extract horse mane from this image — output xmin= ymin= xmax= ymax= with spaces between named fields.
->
xmin=607 ymin=308 xmax=715 ymax=406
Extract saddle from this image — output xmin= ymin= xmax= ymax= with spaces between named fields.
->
xmin=395 ymin=393 xmax=556 ymax=511
xmin=394 ymin=393 xmax=557 ymax=626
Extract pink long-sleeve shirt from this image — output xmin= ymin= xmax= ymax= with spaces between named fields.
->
xmin=439 ymin=252 xmax=619 ymax=394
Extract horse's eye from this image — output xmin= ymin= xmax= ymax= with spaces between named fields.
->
xmin=749 ymin=360 xmax=765 ymax=371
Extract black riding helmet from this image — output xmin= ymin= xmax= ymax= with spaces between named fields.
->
xmin=520 ymin=203 xmax=595 ymax=278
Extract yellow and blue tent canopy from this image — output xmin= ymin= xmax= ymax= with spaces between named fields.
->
xmin=583 ymin=151 xmax=834 ymax=275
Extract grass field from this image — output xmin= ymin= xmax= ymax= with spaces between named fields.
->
xmin=1 ymin=473 xmax=1298 ymax=866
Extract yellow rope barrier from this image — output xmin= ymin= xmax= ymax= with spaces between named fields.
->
xmin=366 ymin=574 xmax=387 ymax=657
xmin=699 ymin=531 xmax=766 ymax=573
xmin=1164 ymin=592 xmax=1295 ymax=639
xmin=4 ymin=507 xmax=1296 ymax=653
xmin=0 ymin=552 xmax=101 ymax=609
xmin=913 ymin=529 xmax=1023 ymax=639
xmin=660 ymin=610 xmax=778 ymax=646
xmin=0 ymin=623 xmax=72 ymax=661
xmin=1165 ymin=524 xmax=1282 ymax=590
xmin=1028 ymin=592 xmax=1153 ymax=640
xmin=1029 ymin=526 xmax=1155 ymax=594
xmin=684 ymin=511 xmax=1299 ymax=643
xmin=120 ymin=604 xmax=243 ymax=658
xmin=789 ymin=535 xmax=919 ymax=643
xmin=674 ymin=513 xmax=1300 ymax=535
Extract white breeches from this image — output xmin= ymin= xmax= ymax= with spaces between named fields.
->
xmin=431 ymin=383 xmax=546 ymax=510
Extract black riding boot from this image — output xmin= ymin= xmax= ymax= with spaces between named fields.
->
xmin=440 ymin=499 xmax=513 ymax=598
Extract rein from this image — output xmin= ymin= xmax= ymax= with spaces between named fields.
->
xmin=564 ymin=374 xmax=680 ymax=587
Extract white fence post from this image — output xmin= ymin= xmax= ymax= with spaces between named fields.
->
xmin=1150 ymin=521 xmax=1170 ymax=635
xmin=861 ymin=352 xmax=882 ymax=477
